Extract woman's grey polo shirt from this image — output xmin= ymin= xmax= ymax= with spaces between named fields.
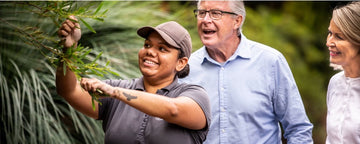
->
xmin=98 ymin=77 xmax=211 ymax=144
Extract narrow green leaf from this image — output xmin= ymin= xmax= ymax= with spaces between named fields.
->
xmin=76 ymin=7 xmax=86 ymax=14
xmin=68 ymin=18 xmax=78 ymax=23
xmin=80 ymin=49 xmax=92 ymax=60
xmin=102 ymin=9 xmax=108 ymax=15
xmin=66 ymin=46 xmax=72 ymax=56
xmin=89 ymin=69 xmax=103 ymax=77
xmin=109 ymin=70 xmax=120 ymax=77
xmin=79 ymin=18 xmax=96 ymax=33
xmin=96 ymin=89 xmax=103 ymax=94
xmin=63 ymin=62 xmax=66 ymax=76
xmin=73 ymin=56 xmax=84 ymax=64
xmin=93 ymin=2 xmax=103 ymax=15
xmin=91 ymin=96 xmax=95 ymax=111
xmin=92 ymin=51 xmax=103 ymax=64
xmin=93 ymin=18 xmax=104 ymax=22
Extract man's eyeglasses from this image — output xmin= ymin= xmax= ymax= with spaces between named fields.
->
xmin=193 ymin=9 xmax=238 ymax=20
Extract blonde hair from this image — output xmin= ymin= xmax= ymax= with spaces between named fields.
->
xmin=332 ymin=2 xmax=360 ymax=47
xmin=330 ymin=2 xmax=360 ymax=70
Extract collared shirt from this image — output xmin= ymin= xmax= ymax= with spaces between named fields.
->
xmin=179 ymin=34 xmax=313 ymax=144
xmin=98 ymin=77 xmax=211 ymax=144
xmin=326 ymin=71 xmax=360 ymax=144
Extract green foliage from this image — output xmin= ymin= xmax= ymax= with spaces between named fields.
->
xmin=1 ymin=1 xmax=119 ymax=110
xmin=0 ymin=58 xmax=104 ymax=144
xmin=0 ymin=1 xmax=111 ymax=143
xmin=0 ymin=1 xmax=113 ymax=77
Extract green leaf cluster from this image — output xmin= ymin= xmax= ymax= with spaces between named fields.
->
xmin=1 ymin=1 xmax=119 ymax=109
xmin=0 ymin=1 xmax=113 ymax=143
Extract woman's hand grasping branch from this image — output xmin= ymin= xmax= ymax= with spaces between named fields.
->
xmin=58 ymin=15 xmax=81 ymax=49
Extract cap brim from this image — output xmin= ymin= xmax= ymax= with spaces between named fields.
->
xmin=137 ymin=26 xmax=180 ymax=49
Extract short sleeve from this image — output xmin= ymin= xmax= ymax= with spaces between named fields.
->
xmin=177 ymin=84 xmax=211 ymax=141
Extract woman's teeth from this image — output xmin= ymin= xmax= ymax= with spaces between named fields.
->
xmin=145 ymin=60 xmax=155 ymax=64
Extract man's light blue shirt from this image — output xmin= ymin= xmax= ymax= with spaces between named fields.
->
xmin=179 ymin=34 xmax=313 ymax=144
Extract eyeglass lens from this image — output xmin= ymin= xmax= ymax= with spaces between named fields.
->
xmin=196 ymin=10 xmax=223 ymax=20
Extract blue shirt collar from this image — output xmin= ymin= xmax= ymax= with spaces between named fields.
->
xmin=200 ymin=33 xmax=252 ymax=65
xmin=235 ymin=33 xmax=252 ymax=59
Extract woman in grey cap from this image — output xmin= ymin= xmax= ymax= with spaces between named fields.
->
xmin=56 ymin=16 xmax=210 ymax=144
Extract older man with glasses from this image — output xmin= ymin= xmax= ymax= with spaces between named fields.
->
xmin=180 ymin=1 xmax=313 ymax=144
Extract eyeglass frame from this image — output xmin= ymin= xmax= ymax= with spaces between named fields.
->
xmin=193 ymin=9 xmax=238 ymax=20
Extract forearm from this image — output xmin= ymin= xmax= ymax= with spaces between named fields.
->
xmin=56 ymin=63 xmax=98 ymax=119
xmin=56 ymin=63 xmax=77 ymax=96
xmin=101 ymin=86 xmax=206 ymax=130
xmin=110 ymin=87 xmax=178 ymax=119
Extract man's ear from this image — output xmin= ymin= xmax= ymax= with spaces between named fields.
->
xmin=234 ymin=15 xmax=243 ymax=30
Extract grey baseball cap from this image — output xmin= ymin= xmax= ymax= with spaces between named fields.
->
xmin=137 ymin=21 xmax=192 ymax=58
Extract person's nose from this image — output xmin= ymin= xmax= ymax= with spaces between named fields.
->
xmin=203 ymin=12 xmax=212 ymax=22
xmin=326 ymin=35 xmax=334 ymax=47
xmin=146 ymin=47 xmax=157 ymax=57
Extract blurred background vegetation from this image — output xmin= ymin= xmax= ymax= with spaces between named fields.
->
xmin=0 ymin=1 xmax=347 ymax=143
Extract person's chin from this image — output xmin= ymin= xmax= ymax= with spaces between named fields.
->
xmin=200 ymin=37 xmax=215 ymax=45
xmin=140 ymin=67 xmax=156 ymax=75
xmin=201 ymin=40 xmax=217 ymax=47
xmin=142 ymin=72 xmax=157 ymax=78
xmin=329 ymin=59 xmax=341 ymax=66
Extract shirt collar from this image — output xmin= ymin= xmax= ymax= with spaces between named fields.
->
xmin=136 ymin=76 xmax=179 ymax=95
xmin=134 ymin=77 xmax=145 ymax=91
xmin=234 ymin=33 xmax=252 ymax=59
xmin=200 ymin=33 xmax=252 ymax=64
xmin=160 ymin=76 xmax=179 ymax=92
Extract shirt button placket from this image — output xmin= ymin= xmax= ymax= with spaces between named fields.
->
xmin=136 ymin=114 xmax=149 ymax=144
xmin=219 ymin=66 xmax=227 ymax=143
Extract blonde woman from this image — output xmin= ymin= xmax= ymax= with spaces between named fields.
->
xmin=326 ymin=2 xmax=360 ymax=144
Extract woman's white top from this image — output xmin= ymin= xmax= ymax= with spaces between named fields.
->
xmin=326 ymin=71 xmax=360 ymax=144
